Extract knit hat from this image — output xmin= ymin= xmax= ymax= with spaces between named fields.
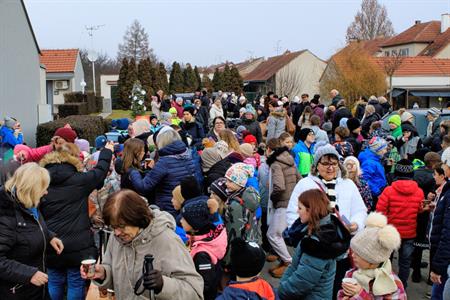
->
xmin=209 ymin=177 xmax=229 ymax=202
xmin=368 ymin=137 xmax=388 ymax=154
xmin=442 ymin=147 xmax=450 ymax=167
xmin=245 ymin=104 xmax=256 ymax=116
xmin=95 ymin=135 xmax=107 ymax=150
xmin=311 ymin=94 xmax=320 ymax=105
xmin=214 ymin=140 xmax=230 ymax=158
xmin=236 ymin=125 xmax=247 ymax=136
xmin=243 ymin=134 xmax=257 ymax=144
xmin=401 ymin=122 xmax=416 ymax=133
xmin=322 ymin=121 xmax=332 ymax=133
xmin=75 ymin=139 xmax=90 ymax=153
xmin=299 ymin=128 xmax=314 ymax=142
xmin=339 ymin=117 xmax=349 ymax=128
xmin=347 ymin=118 xmax=361 ymax=132
xmin=388 ymin=115 xmax=401 ymax=127
xmin=351 ymin=212 xmax=401 ymax=264
xmin=169 ymin=107 xmax=177 ymax=114
xmin=400 ymin=111 xmax=414 ymax=123
xmin=394 ymin=159 xmax=414 ymax=179
xmin=239 ymin=143 xmax=254 ymax=158
xmin=225 ymin=163 xmax=255 ymax=187
xmin=427 ymin=107 xmax=441 ymax=118
xmin=230 ymin=237 xmax=265 ymax=278
xmin=172 ymin=185 xmax=184 ymax=205
xmin=183 ymin=105 xmax=196 ymax=116
xmin=4 ymin=116 xmax=17 ymax=129
xmin=180 ymin=176 xmax=202 ymax=200
xmin=292 ymin=96 xmax=300 ymax=103
xmin=54 ymin=127 xmax=77 ymax=143
xmin=313 ymin=141 xmax=340 ymax=169
xmin=150 ymin=115 xmax=158 ymax=122
xmin=181 ymin=199 xmax=218 ymax=231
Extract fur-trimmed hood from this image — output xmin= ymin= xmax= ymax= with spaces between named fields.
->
xmin=270 ymin=109 xmax=286 ymax=119
xmin=40 ymin=151 xmax=83 ymax=185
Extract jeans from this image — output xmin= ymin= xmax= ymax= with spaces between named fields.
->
xmin=398 ymin=238 xmax=415 ymax=288
xmin=48 ymin=267 xmax=86 ymax=300
xmin=432 ymin=265 xmax=450 ymax=300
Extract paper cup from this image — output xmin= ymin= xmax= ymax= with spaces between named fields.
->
xmin=342 ymin=277 xmax=358 ymax=285
xmin=81 ymin=259 xmax=96 ymax=278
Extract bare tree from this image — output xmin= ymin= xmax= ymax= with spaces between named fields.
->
xmin=79 ymin=49 xmax=120 ymax=92
xmin=117 ymin=20 xmax=156 ymax=63
xmin=381 ymin=51 xmax=404 ymax=105
xmin=276 ymin=65 xmax=307 ymax=98
xmin=346 ymin=0 xmax=395 ymax=42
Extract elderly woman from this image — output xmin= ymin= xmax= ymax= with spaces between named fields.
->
xmin=39 ymin=142 xmax=113 ymax=300
xmin=128 ymin=127 xmax=196 ymax=215
xmin=207 ymin=116 xmax=226 ymax=142
xmin=344 ymin=156 xmax=373 ymax=212
xmin=286 ymin=142 xmax=367 ymax=298
xmin=361 ymin=104 xmax=380 ymax=138
xmin=0 ymin=163 xmax=64 ymax=299
xmin=82 ymin=189 xmax=203 ymax=300
xmin=209 ymin=97 xmax=225 ymax=123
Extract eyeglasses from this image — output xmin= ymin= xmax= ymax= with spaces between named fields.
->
xmin=215 ymin=121 xmax=225 ymax=125
xmin=319 ymin=161 xmax=339 ymax=168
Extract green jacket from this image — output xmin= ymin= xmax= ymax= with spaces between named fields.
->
xmin=292 ymin=141 xmax=314 ymax=176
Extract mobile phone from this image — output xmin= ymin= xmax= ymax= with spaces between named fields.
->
xmin=340 ymin=215 xmax=351 ymax=226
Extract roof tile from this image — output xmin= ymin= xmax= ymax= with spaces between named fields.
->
xmin=39 ymin=49 xmax=79 ymax=73
xmin=419 ymin=28 xmax=450 ymax=56
xmin=381 ymin=21 xmax=441 ymax=47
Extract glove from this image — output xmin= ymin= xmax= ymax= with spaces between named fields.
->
xmin=143 ymin=269 xmax=164 ymax=294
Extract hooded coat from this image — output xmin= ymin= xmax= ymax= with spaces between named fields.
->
xmin=13 ymin=144 xmax=53 ymax=163
xmin=180 ymin=119 xmax=205 ymax=148
xmin=217 ymin=277 xmax=278 ymax=300
xmin=242 ymin=117 xmax=263 ymax=144
xmin=39 ymin=149 xmax=112 ymax=269
xmin=0 ymin=189 xmax=54 ymax=300
xmin=128 ymin=140 xmax=197 ymax=215
xmin=358 ymin=148 xmax=387 ymax=197
xmin=95 ymin=209 xmax=204 ymax=300
xmin=266 ymin=109 xmax=286 ymax=141
xmin=292 ymin=141 xmax=314 ymax=177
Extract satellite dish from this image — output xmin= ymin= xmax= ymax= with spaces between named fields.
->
xmin=87 ymin=50 xmax=98 ymax=62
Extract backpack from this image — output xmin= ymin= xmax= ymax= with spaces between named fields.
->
xmin=223 ymin=186 xmax=262 ymax=265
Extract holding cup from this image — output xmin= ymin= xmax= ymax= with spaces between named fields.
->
xmin=81 ymin=259 xmax=96 ymax=279
xmin=342 ymin=277 xmax=358 ymax=285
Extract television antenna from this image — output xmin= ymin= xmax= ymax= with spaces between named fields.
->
xmin=85 ymin=24 xmax=105 ymax=95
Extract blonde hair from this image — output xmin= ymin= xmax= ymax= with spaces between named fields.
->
xmin=365 ymin=104 xmax=375 ymax=115
xmin=5 ymin=163 xmax=50 ymax=208
xmin=132 ymin=119 xmax=151 ymax=137
xmin=156 ymin=128 xmax=182 ymax=149
xmin=219 ymin=129 xmax=240 ymax=153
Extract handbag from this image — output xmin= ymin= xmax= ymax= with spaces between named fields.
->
xmin=285 ymin=115 xmax=295 ymax=135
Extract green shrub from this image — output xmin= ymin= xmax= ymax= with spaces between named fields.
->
xmin=64 ymin=92 xmax=86 ymax=103
xmin=58 ymin=103 xmax=89 ymax=118
xmin=36 ymin=115 xmax=108 ymax=146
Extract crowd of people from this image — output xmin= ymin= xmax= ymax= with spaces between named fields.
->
xmin=0 ymin=88 xmax=449 ymax=300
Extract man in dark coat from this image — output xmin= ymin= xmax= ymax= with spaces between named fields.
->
xmin=180 ymin=106 xmax=205 ymax=148
xmin=332 ymin=100 xmax=353 ymax=131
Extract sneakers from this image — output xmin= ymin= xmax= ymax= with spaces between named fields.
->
xmin=269 ymin=262 xmax=290 ymax=278
xmin=266 ymin=253 xmax=280 ymax=262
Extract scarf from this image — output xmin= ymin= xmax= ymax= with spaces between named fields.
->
xmin=427 ymin=121 xmax=433 ymax=137
xmin=318 ymin=176 xmax=337 ymax=204
xmin=352 ymin=260 xmax=398 ymax=296
xmin=391 ymin=126 xmax=402 ymax=139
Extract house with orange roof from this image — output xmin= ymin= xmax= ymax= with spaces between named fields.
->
xmin=40 ymin=49 xmax=85 ymax=113
xmin=0 ymin=0 xmax=51 ymax=146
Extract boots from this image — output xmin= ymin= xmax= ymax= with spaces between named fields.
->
xmin=270 ymin=262 xmax=290 ymax=278
xmin=266 ymin=253 xmax=280 ymax=262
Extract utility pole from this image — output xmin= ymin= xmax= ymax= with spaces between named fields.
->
xmin=275 ymin=40 xmax=282 ymax=55
xmin=85 ymin=24 xmax=105 ymax=95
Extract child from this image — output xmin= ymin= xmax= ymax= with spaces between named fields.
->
xmin=279 ymin=132 xmax=294 ymax=151
xmin=333 ymin=126 xmax=354 ymax=158
xmin=169 ymin=107 xmax=182 ymax=126
xmin=397 ymin=123 xmax=421 ymax=160
xmin=180 ymin=198 xmax=227 ymax=300
xmin=338 ymin=212 xmax=406 ymax=299
xmin=217 ymin=238 xmax=278 ymax=300
xmin=240 ymin=143 xmax=259 ymax=169
xmin=292 ymin=128 xmax=315 ymax=177
xmin=358 ymin=137 xmax=388 ymax=199
xmin=376 ymin=159 xmax=424 ymax=288
xmin=388 ymin=115 xmax=402 ymax=139
xmin=149 ymin=114 xmax=161 ymax=134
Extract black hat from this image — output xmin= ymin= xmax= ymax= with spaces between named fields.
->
xmin=299 ymin=128 xmax=314 ymax=142
xmin=394 ymin=159 xmax=414 ymax=179
xmin=209 ymin=178 xmax=229 ymax=202
xmin=231 ymin=238 xmax=265 ymax=278
xmin=181 ymin=199 xmax=213 ymax=231
xmin=180 ymin=176 xmax=201 ymax=200
xmin=311 ymin=94 xmax=320 ymax=104
xmin=150 ymin=114 xmax=158 ymax=122
xmin=183 ymin=105 xmax=196 ymax=116
xmin=401 ymin=122 xmax=416 ymax=134
xmin=347 ymin=118 xmax=361 ymax=132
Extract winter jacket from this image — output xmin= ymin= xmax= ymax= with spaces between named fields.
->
xmin=151 ymin=100 xmax=162 ymax=118
xmin=278 ymin=214 xmax=350 ymax=300
xmin=39 ymin=149 xmax=112 ymax=269
xmin=332 ymin=106 xmax=352 ymax=131
xmin=430 ymin=181 xmax=450 ymax=275
xmin=13 ymin=144 xmax=53 ymax=163
xmin=0 ymin=189 xmax=54 ymax=300
xmin=376 ymin=180 xmax=424 ymax=239
xmin=267 ymin=148 xmax=301 ymax=209
xmin=0 ymin=126 xmax=23 ymax=149
xmin=397 ymin=136 xmax=422 ymax=159
xmin=242 ymin=118 xmax=263 ymax=144
xmin=312 ymin=105 xmax=324 ymax=126
xmin=161 ymin=98 xmax=172 ymax=112
xmin=358 ymin=148 xmax=387 ymax=197
xmin=209 ymin=104 xmax=224 ymax=123
xmin=286 ymin=176 xmax=367 ymax=230
xmin=292 ymin=141 xmax=314 ymax=177
xmin=128 ymin=140 xmax=196 ymax=215
xmin=331 ymin=95 xmax=343 ymax=106
xmin=181 ymin=119 xmax=205 ymax=148
xmin=196 ymin=105 xmax=210 ymax=132
xmin=190 ymin=225 xmax=227 ymax=300
xmin=205 ymin=153 xmax=244 ymax=188
xmin=414 ymin=167 xmax=436 ymax=197
xmin=95 ymin=209 xmax=204 ymax=300
xmin=346 ymin=133 xmax=362 ymax=157
xmin=258 ymin=160 xmax=270 ymax=209
xmin=361 ymin=113 xmax=381 ymax=137
xmin=266 ymin=109 xmax=286 ymax=141
xmin=354 ymin=101 xmax=367 ymax=121
xmin=381 ymin=102 xmax=391 ymax=116
xmin=217 ymin=277 xmax=278 ymax=300
xmin=311 ymin=125 xmax=329 ymax=144
xmin=368 ymin=99 xmax=384 ymax=117
xmin=173 ymin=102 xmax=184 ymax=118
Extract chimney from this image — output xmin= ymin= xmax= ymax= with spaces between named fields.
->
xmin=415 ymin=20 xmax=421 ymax=25
xmin=442 ymin=13 xmax=450 ymax=33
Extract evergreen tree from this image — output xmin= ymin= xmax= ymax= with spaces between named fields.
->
xmin=212 ymin=68 xmax=224 ymax=91
xmin=183 ymin=63 xmax=198 ymax=92
xmin=158 ymin=63 xmax=169 ymax=93
xmin=126 ymin=58 xmax=138 ymax=108
xmin=117 ymin=58 xmax=130 ymax=109
xmin=169 ymin=61 xmax=184 ymax=93
xmin=222 ymin=64 xmax=233 ymax=91
xmin=230 ymin=66 xmax=243 ymax=93
xmin=138 ymin=58 xmax=153 ymax=107
xmin=118 ymin=19 xmax=156 ymax=62
xmin=201 ymin=74 xmax=213 ymax=93
xmin=194 ymin=66 xmax=202 ymax=90
xmin=130 ymin=81 xmax=147 ymax=118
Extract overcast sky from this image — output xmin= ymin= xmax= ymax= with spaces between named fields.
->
xmin=25 ymin=0 xmax=450 ymax=66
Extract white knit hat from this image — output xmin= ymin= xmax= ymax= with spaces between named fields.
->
xmin=442 ymin=147 xmax=450 ymax=167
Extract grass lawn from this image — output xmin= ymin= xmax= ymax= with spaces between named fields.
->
xmin=93 ymin=110 xmax=153 ymax=120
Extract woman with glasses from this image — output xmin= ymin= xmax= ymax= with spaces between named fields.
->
xmin=207 ymin=116 xmax=227 ymax=142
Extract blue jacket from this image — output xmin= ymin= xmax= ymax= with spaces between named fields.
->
xmin=0 ymin=126 xmax=22 ymax=149
xmin=430 ymin=181 xmax=450 ymax=275
xmin=217 ymin=277 xmax=279 ymax=300
xmin=358 ymin=148 xmax=387 ymax=197
xmin=292 ymin=141 xmax=314 ymax=176
xmin=128 ymin=140 xmax=196 ymax=215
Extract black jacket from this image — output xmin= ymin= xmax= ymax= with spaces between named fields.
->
xmin=205 ymin=152 xmax=244 ymax=188
xmin=195 ymin=106 xmax=210 ymax=132
xmin=332 ymin=106 xmax=353 ymax=131
xmin=361 ymin=113 xmax=381 ymax=137
xmin=0 ymin=189 xmax=53 ymax=299
xmin=368 ymin=99 xmax=384 ymax=117
xmin=180 ymin=120 xmax=206 ymax=148
xmin=40 ymin=149 xmax=112 ymax=269
xmin=242 ymin=118 xmax=263 ymax=144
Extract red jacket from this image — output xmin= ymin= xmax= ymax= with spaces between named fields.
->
xmin=376 ymin=179 xmax=423 ymax=239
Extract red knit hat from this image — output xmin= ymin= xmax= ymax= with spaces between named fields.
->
xmin=243 ymin=134 xmax=257 ymax=144
xmin=54 ymin=127 xmax=77 ymax=143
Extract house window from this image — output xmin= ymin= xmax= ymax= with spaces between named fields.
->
xmin=391 ymin=49 xmax=398 ymax=56
xmin=399 ymin=48 xmax=409 ymax=56
xmin=385 ymin=51 xmax=390 ymax=57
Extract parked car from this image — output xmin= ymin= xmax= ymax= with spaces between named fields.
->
xmin=382 ymin=109 xmax=450 ymax=138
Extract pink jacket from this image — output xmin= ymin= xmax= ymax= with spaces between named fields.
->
xmin=190 ymin=225 xmax=227 ymax=264
xmin=14 ymin=144 xmax=53 ymax=163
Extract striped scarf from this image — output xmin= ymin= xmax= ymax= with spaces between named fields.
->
xmin=319 ymin=176 xmax=337 ymax=206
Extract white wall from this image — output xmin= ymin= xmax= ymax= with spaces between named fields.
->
xmin=382 ymin=43 xmax=428 ymax=57
xmin=100 ymin=74 xmax=119 ymax=99
xmin=392 ymin=75 xmax=450 ymax=88
xmin=72 ymin=53 xmax=84 ymax=92
xmin=0 ymin=0 xmax=41 ymax=146
xmin=434 ymin=43 xmax=450 ymax=59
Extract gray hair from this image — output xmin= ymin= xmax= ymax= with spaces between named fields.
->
xmin=156 ymin=127 xmax=182 ymax=149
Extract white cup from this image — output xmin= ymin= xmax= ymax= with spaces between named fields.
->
xmin=81 ymin=259 xmax=96 ymax=278
xmin=342 ymin=278 xmax=358 ymax=285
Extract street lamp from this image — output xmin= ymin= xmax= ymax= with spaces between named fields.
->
xmin=80 ymin=80 xmax=87 ymax=94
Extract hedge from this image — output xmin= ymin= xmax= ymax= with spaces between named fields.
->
xmin=62 ymin=92 xmax=103 ymax=114
xmin=36 ymin=115 xmax=109 ymax=147
xmin=58 ymin=103 xmax=89 ymax=118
